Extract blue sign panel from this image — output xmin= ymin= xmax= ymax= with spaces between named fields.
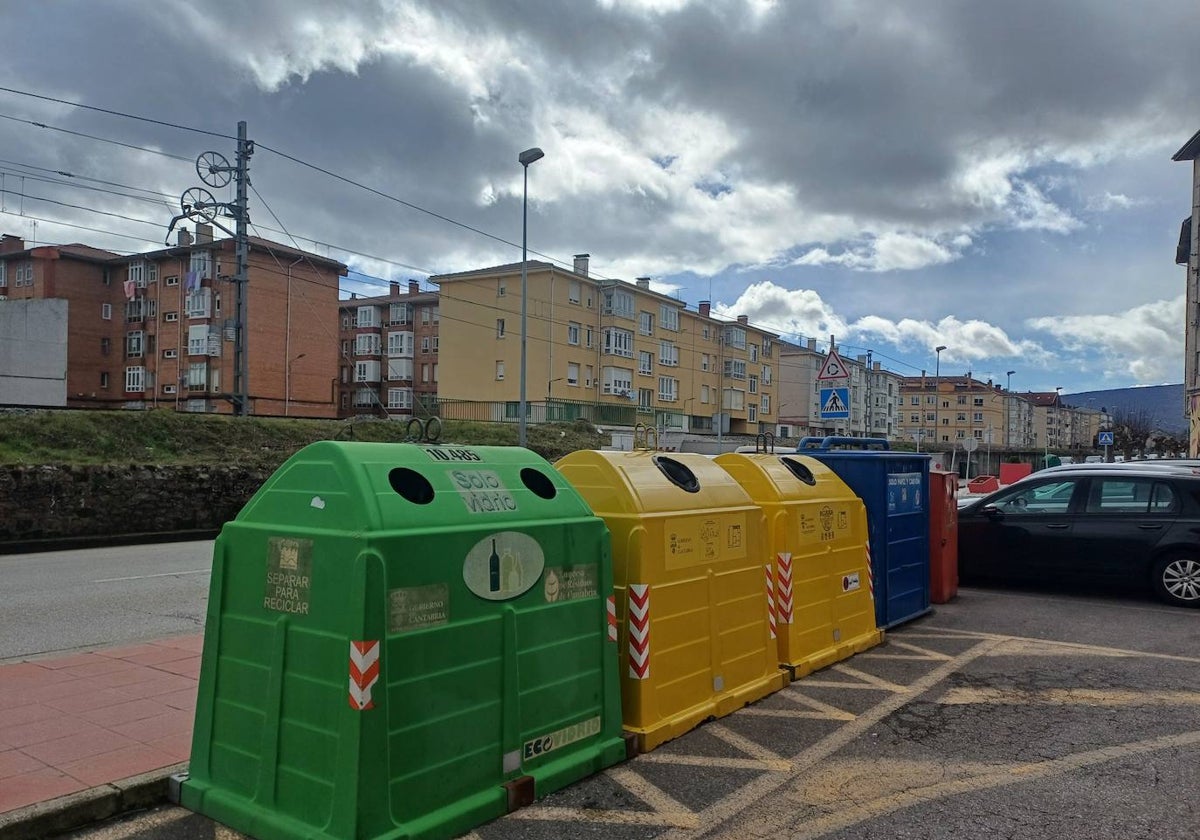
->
xmin=1098 ymin=431 xmax=1114 ymax=446
xmin=819 ymin=387 xmax=850 ymax=419
xmin=887 ymin=472 xmax=924 ymax=514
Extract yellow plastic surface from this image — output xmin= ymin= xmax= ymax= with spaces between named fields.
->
xmin=556 ymin=450 xmax=786 ymax=752
xmin=714 ymin=453 xmax=882 ymax=678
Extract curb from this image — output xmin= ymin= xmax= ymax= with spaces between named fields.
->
xmin=0 ymin=763 xmax=187 ymax=840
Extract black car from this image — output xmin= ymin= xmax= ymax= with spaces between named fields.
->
xmin=958 ymin=466 xmax=1200 ymax=607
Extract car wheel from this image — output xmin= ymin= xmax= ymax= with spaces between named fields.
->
xmin=1151 ymin=552 xmax=1200 ymax=607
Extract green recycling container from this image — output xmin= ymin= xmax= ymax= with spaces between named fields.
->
xmin=180 ymin=441 xmax=628 ymax=840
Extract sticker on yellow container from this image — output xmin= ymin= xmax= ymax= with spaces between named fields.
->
xmin=665 ymin=513 xmax=747 ymax=569
xmin=463 ymin=531 xmax=544 ymax=600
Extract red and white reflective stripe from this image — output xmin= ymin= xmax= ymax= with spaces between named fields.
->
xmin=348 ymin=640 xmax=380 ymax=711
xmin=606 ymin=594 xmax=618 ymax=642
xmin=776 ymin=552 xmax=794 ymax=624
xmin=628 ymin=584 xmax=650 ymax=680
xmin=765 ymin=563 xmax=777 ymax=639
xmin=864 ymin=542 xmax=875 ymax=599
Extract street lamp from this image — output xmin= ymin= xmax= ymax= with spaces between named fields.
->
xmin=934 ymin=346 xmax=946 ymax=448
xmin=518 ymin=146 xmax=545 ymax=449
xmin=1006 ymin=370 xmax=1015 ymax=448
xmin=285 ymin=352 xmax=306 ymax=417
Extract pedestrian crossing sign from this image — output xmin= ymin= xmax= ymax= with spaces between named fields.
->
xmin=819 ymin=387 xmax=850 ymax=419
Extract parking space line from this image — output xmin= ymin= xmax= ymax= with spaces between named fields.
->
xmin=830 ymin=663 xmax=907 ymax=692
xmin=797 ymin=679 xmax=893 ymax=690
xmin=510 ymin=805 xmax=701 ymax=829
xmin=662 ymin=636 xmax=1006 ymax=840
xmin=939 ymin=687 xmax=1200 ymax=707
xmin=881 ymin=640 xmax=954 ymax=659
xmin=739 ymin=707 xmax=856 ymax=721
xmin=985 ymin=635 xmax=1200 ymax=664
xmin=705 ymin=722 xmax=791 ymax=768
xmin=768 ymin=729 xmax=1200 ymax=840
xmin=776 ymin=688 xmax=858 ymax=720
xmin=605 ymin=765 xmax=697 ymax=819
xmin=638 ymin=753 xmax=792 ymax=772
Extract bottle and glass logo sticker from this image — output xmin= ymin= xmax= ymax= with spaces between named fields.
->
xmin=463 ymin=531 xmax=544 ymax=600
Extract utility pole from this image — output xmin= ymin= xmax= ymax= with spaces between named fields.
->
xmin=865 ymin=349 xmax=873 ymax=438
xmin=233 ymin=121 xmax=252 ymax=416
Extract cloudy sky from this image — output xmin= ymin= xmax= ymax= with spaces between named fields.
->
xmin=2 ymin=0 xmax=1198 ymax=394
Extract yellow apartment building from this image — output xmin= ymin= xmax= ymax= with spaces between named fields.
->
xmin=899 ymin=375 xmax=1010 ymax=447
xmin=432 ymin=255 xmax=776 ymax=434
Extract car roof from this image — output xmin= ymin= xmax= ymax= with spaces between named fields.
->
xmin=1020 ymin=464 xmax=1200 ymax=481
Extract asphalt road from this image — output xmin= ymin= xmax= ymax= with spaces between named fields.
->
xmin=0 ymin=540 xmax=213 ymax=660
xmin=58 ymin=584 xmax=1200 ymax=840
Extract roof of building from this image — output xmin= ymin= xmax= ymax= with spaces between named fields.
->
xmin=126 ymin=235 xmax=348 ymax=273
xmin=1172 ymin=128 xmax=1200 ymax=162
xmin=56 ymin=243 xmax=124 ymax=261
xmin=1024 ymin=391 xmax=1063 ymax=407
xmin=430 ymin=261 xmax=558 ymax=282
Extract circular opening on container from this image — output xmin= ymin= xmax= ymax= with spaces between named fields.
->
xmin=654 ymin=455 xmax=700 ymax=493
xmin=388 ymin=467 xmax=435 ymax=504
xmin=520 ymin=467 xmax=558 ymax=500
xmin=779 ymin=457 xmax=816 ymax=486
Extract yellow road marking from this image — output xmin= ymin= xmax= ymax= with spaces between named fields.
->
xmin=705 ymin=722 xmax=790 ymax=769
xmin=638 ymin=753 xmax=792 ymax=772
xmin=751 ymin=730 xmax=1200 ymax=840
xmin=939 ymin=687 xmax=1200 ymax=706
xmin=797 ymin=679 xmax=894 ymax=690
xmin=883 ymin=639 xmax=954 ymax=659
xmin=776 ymin=688 xmax=858 ymax=720
xmin=659 ymin=636 xmax=1006 ymax=840
xmin=739 ymin=707 xmax=856 ymax=721
xmin=605 ymin=765 xmax=696 ymax=818
xmin=830 ymin=662 xmax=907 ymax=692
xmin=509 ymin=805 xmax=700 ymax=829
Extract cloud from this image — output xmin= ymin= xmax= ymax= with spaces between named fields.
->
xmin=1026 ymin=296 xmax=1184 ymax=382
xmin=794 ymin=232 xmax=964 ymax=272
xmin=713 ymin=281 xmax=848 ymax=338
xmin=852 ymin=315 xmax=1046 ymax=364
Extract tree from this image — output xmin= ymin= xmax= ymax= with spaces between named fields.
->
xmin=1110 ymin=406 xmax=1154 ymax=458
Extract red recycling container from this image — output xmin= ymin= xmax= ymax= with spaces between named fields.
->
xmin=928 ymin=469 xmax=958 ymax=603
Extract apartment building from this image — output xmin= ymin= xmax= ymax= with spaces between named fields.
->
xmin=898 ymin=375 xmax=1013 ymax=447
xmin=0 ymin=227 xmax=346 ymax=416
xmin=336 ymin=280 xmax=440 ymax=417
xmin=1173 ymin=128 xmax=1200 ymax=456
xmin=775 ymin=340 xmax=902 ymax=440
xmin=431 ymin=255 xmax=777 ymax=434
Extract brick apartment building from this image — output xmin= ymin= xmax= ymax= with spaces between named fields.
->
xmin=336 ymin=280 xmax=440 ymax=417
xmin=0 ymin=227 xmax=347 ymax=416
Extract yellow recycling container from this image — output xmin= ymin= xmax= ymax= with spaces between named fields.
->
xmin=555 ymin=450 xmax=786 ymax=752
xmin=714 ymin=453 xmax=882 ymax=680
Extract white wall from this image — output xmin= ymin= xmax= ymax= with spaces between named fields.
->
xmin=0 ymin=299 xmax=68 ymax=405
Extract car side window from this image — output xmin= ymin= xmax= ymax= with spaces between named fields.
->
xmin=1086 ymin=479 xmax=1177 ymax=514
xmin=994 ymin=480 xmax=1077 ymax=515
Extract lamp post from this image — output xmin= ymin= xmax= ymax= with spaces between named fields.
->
xmin=934 ymin=345 xmax=946 ymax=448
xmin=1006 ymin=370 xmax=1015 ymax=448
xmin=285 ymin=352 xmax=305 ymax=417
xmin=518 ymin=146 xmax=545 ymax=449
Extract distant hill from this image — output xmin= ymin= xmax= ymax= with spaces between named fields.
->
xmin=1063 ymin=384 xmax=1186 ymax=434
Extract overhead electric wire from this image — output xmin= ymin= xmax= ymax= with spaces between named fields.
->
xmin=0 ymin=112 xmax=192 ymax=162
xmin=0 ymin=86 xmax=236 ymax=140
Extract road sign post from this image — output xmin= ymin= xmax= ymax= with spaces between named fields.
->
xmin=817 ymin=347 xmax=851 ymax=427
xmin=1098 ymin=430 xmax=1114 ymax=462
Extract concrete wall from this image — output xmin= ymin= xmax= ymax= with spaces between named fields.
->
xmin=0 ymin=298 xmax=68 ymax=405
xmin=0 ymin=463 xmax=270 ymax=546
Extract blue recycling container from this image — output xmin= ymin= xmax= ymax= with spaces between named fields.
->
xmin=795 ymin=437 xmax=932 ymax=628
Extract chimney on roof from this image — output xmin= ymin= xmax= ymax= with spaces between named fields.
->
xmin=408 ymin=280 xmax=420 ymax=295
xmin=390 ymin=280 xmax=400 ymax=296
xmin=177 ymin=228 xmax=193 ymax=247
xmin=857 ymin=354 xmax=866 ymax=363
xmin=350 ymin=292 xmax=357 ymax=300
xmin=699 ymin=300 xmax=710 ymax=317
xmin=0 ymin=234 xmax=25 ymax=254
xmin=807 ymin=338 xmax=816 ymax=351
xmin=573 ymin=253 xmax=589 ymax=277
xmin=874 ymin=362 xmax=881 ymax=370
xmin=636 ymin=276 xmax=650 ymax=289
xmin=195 ymin=223 xmax=213 ymax=244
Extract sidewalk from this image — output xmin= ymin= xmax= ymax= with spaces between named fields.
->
xmin=0 ymin=636 xmax=200 ymax=829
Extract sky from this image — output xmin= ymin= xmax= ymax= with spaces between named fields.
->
xmin=1 ymin=0 xmax=1198 ymax=395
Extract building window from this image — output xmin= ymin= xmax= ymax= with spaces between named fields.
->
xmin=355 ymin=333 xmax=381 ymax=356
xmin=639 ymin=311 xmax=654 ymax=335
xmin=749 ymin=374 xmax=758 ymax=394
xmin=353 ymin=388 xmax=375 ymax=408
xmin=658 ymin=376 xmax=678 ymax=402
xmin=387 ymin=358 xmax=414 ymax=381
xmin=125 ymin=366 xmax=145 ymax=392
xmin=165 ymin=275 xmax=179 ymax=287
xmin=185 ymin=289 xmax=211 ymax=318
xmin=163 ymin=384 xmax=177 ymax=395
xmin=568 ymin=321 xmax=581 ymax=345
xmin=723 ymin=359 xmax=747 ymax=380
xmin=163 ymin=348 xmax=178 ymax=359
xmin=749 ymin=404 xmax=758 ymax=423
xmin=164 ymin=311 xmax=179 ymax=323
xmin=639 ymin=388 xmax=653 ymax=409
xmin=602 ymin=327 xmax=634 ymax=358
xmin=658 ymin=340 xmax=679 ymax=367
xmin=387 ymin=331 xmax=414 ymax=357
xmin=567 ymin=362 xmax=579 ymax=386
xmin=497 ymin=280 xmax=506 ymax=297
xmin=701 ymin=353 xmax=710 ymax=372
xmin=496 ymin=318 xmax=506 ymax=338
xmin=974 ymin=412 xmax=984 ymax=422
xmin=126 ymin=331 xmax=144 ymax=358
xmin=432 ymin=336 xmax=438 ymax=353
xmin=389 ymin=302 xmax=411 ymax=325
xmin=585 ymin=327 xmax=594 ymax=348
xmin=356 ymin=306 xmax=381 ymax=328
xmin=189 ymin=250 xmax=212 ymax=278
xmin=568 ymin=279 xmax=581 ymax=304
xmin=723 ymin=326 xmax=746 ymax=349
xmin=761 ymin=395 xmax=770 ymax=413
xmin=701 ymin=385 xmax=710 ymax=404
xmin=602 ymin=366 xmax=633 ymax=396
xmin=495 ymin=361 xmax=505 ymax=380
xmin=341 ymin=393 xmax=349 ymax=409
xmin=723 ymin=388 xmax=745 ymax=410
xmin=187 ymin=362 xmax=207 ymax=391
xmin=638 ymin=351 xmax=654 ymax=376
xmin=602 ymin=289 xmax=635 ymax=318
xmin=0 ymin=262 xmax=6 ymax=288
xmin=585 ymin=365 xmax=594 ymax=388
xmin=762 ymin=338 xmax=773 ymax=358
xmin=659 ymin=305 xmax=679 ymax=332
xmin=974 ymin=398 xmax=984 ymax=406
xmin=911 ymin=396 xmax=919 ymax=405
xmin=128 ymin=261 xmax=147 ymax=288
xmin=761 ymin=364 xmax=772 ymax=385
xmin=355 ymin=360 xmax=381 ymax=382
xmin=749 ymin=344 xmax=759 ymax=362
xmin=387 ymin=388 xmax=414 ymax=410
xmin=422 ymin=363 xmax=430 ymax=383
xmin=187 ymin=325 xmax=208 ymax=356
xmin=100 ymin=372 xmax=109 ymax=389
xmin=421 ymin=336 xmax=431 ymax=354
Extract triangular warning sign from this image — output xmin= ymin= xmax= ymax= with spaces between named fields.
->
xmin=817 ymin=348 xmax=848 ymax=380
xmin=822 ymin=390 xmax=846 ymax=413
